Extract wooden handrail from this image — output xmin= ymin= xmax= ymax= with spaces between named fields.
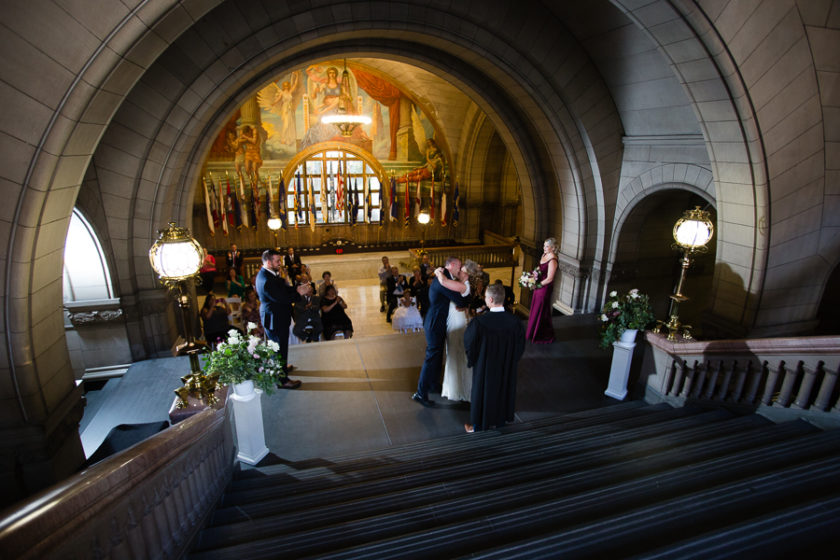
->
xmin=0 ymin=403 xmax=234 ymax=559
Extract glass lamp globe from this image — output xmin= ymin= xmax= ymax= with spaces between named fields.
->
xmin=148 ymin=222 xmax=204 ymax=281
xmin=417 ymin=211 xmax=431 ymax=225
xmin=673 ymin=206 xmax=714 ymax=252
xmin=267 ymin=217 xmax=282 ymax=231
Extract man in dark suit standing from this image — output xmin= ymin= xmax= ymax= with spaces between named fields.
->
xmin=412 ymin=256 xmax=470 ymax=407
xmin=255 ymin=249 xmax=307 ymax=389
xmin=284 ymin=246 xmax=303 ymax=280
xmin=464 ymin=283 xmax=526 ymax=431
xmin=226 ymin=243 xmax=243 ymax=276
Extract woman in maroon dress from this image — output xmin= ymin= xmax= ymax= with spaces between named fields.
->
xmin=525 ymin=237 xmax=559 ymax=343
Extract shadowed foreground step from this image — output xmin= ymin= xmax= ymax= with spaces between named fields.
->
xmin=187 ymin=403 xmax=840 ymax=559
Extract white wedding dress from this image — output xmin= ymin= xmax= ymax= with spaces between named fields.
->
xmin=441 ymin=301 xmax=472 ymax=401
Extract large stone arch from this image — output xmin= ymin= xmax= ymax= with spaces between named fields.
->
xmin=1 ymin=0 xmax=628 ymax=496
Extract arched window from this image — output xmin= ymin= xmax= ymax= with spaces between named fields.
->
xmin=285 ymin=149 xmax=383 ymax=226
xmin=63 ymin=209 xmax=114 ymax=303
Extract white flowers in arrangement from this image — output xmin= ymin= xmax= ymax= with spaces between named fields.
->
xmin=518 ymin=268 xmax=541 ymax=290
xmin=202 ymin=323 xmax=285 ymax=393
xmin=599 ymin=289 xmax=656 ymax=348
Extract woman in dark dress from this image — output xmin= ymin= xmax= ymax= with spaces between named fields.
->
xmin=320 ymin=285 xmax=353 ymax=340
xmin=525 ymin=237 xmax=559 ymax=343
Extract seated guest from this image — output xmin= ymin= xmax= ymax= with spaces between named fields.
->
xmin=320 ymin=285 xmax=353 ymax=340
xmin=470 ymin=277 xmax=489 ymax=316
xmin=292 ymin=283 xmax=322 ymax=342
xmin=226 ymin=267 xmax=247 ymax=298
xmin=409 ymin=267 xmax=429 ymax=318
xmin=495 ymin=279 xmax=516 ymax=312
xmin=392 ymin=292 xmax=424 ymax=332
xmin=317 ymin=270 xmax=336 ymax=298
xmin=240 ymin=288 xmax=263 ymax=337
xmin=201 ymin=295 xmax=234 ymax=347
xmin=284 ymin=246 xmax=303 ymax=279
xmin=419 ymin=253 xmax=433 ymax=281
xmin=386 ymin=266 xmax=408 ymax=323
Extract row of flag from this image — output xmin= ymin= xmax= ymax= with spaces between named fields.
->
xmin=201 ymin=171 xmax=460 ymax=236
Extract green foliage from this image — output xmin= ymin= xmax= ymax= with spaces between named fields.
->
xmin=599 ymin=288 xmax=656 ymax=348
xmin=201 ymin=325 xmax=285 ymax=394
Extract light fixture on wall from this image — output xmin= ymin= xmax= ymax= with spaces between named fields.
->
xmin=149 ymin=222 xmax=217 ymax=407
xmin=267 ymin=216 xmax=282 ymax=248
xmin=658 ymin=206 xmax=714 ymax=341
xmin=321 ymin=60 xmax=371 ymax=136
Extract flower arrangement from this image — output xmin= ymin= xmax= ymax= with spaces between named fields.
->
xmin=519 ymin=268 xmax=541 ymax=290
xmin=201 ymin=323 xmax=285 ymax=393
xmin=599 ymin=288 xmax=656 ymax=348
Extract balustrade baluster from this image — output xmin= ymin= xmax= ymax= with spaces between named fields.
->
xmin=680 ymin=360 xmax=698 ymax=398
xmin=729 ymin=361 xmax=749 ymax=402
xmin=124 ymin=506 xmax=147 ymax=559
xmin=792 ymin=361 xmax=821 ymax=409
xmin=663 ymin=358 xmax=676 ymax=395
xmin=760 ymin=360 xmax=783 ymax=405
xmin=703 ymin=360 xmax=721 ymax=399
xmin=671 ymin=360 xmax=686 ymax=397
xmin=690 ymin=361 xmax=709 ymax=398
xmin=775 ymin=360 xmax=801 ymax=408
xmin=143 ymin=492 xmax=165 ymax=559
xmin=718 ymin=360 xmax=735 ymax=401
xmin=813 ymin=362 xmax=838 ymax=411
xmin=742 ymin=360 xmax=767 ymax=405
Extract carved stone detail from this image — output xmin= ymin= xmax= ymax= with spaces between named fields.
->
xmin=66 ymin=308 xmax=124 ymax=326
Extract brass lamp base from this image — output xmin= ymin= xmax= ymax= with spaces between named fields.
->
xmin=654 ymin=316 xmax=694 ymax=342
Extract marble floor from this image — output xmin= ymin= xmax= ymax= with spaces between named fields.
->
xmin=79 ymin=278 xmax=620 ymax=463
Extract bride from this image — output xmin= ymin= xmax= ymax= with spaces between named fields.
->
xmin=435 ymin=260 xmax=480 ymax=402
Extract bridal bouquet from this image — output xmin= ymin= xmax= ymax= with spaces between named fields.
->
xmin=518 ymin=268 xmax=541 ymax=290
xmin=202 ymin=324 xmax=285 ymax=393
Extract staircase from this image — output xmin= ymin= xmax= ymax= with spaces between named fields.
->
xmin=188 ymin=402 xmax=840 ymax=559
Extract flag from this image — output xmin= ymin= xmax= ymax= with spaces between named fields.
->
xmin=295 ymin=172 xmax=304 ymax=227
xmin=320 ymin=162 xmax=329 ymax=217
xmin=307 ymin=176 xmax=316 ymax=231
xmin=389 ymin=176 xmax=397 ymax=222
xmin=202 ymin=176 xmax=215 ymax=235
xmin=429 ymin=177 xmax=435 ymax=224
xmin=365 ymin=178 xmax=372 ymax=224
xmin=208 ymin=174 xmax=221 ymax=228
xmin=226 ymin=175 xmax=242 ymax=229
xmin=264 ymin=176 xmax=272 ymax=222
xmin=452 ymin=183 xmax=460 ymax=227
xmin=440 ymin=185 xmax=447 ymax=227
xmin=237 ymin=174 xmax=249 ymax=228
xmin=350 ymin=179 xmax=359 ymax=226
xmin=415 ymin=178 xmax=421 ymax=221
xmin=217 ymin=176 xmax=229 ymax=235
xmin=336 ymin=162 xmax=345 ymax=216
xmin=278 ymin=176 xmax=288 ymax=229
xmin=404 ymin=175 xmax=410 ymax=227
xmin=251 ymin=177 xmax=261 ymax=228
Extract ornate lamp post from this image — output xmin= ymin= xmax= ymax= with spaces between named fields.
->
xmin=659 ymin=206 xmax=715 ymax=341
xmin=149 ymin=222 xmax=217 ymax=407
xmin=267 ymin=217 xmax=282 ymax=249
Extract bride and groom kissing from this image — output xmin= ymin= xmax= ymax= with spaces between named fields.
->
xmin=411 ymin=256 xmax=525 ymax=432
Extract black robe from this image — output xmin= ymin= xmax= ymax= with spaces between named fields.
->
xmin=464 ymin=309 xmax=526 ymax=430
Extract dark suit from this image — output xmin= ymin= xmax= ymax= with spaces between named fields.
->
xmin=284 ymin=253 xmax=303 ymax=278
xmin=417 ymin=271 xmax=470 ymax=398
xmin=255 ymin=267 xmax=301 ymax=375
xmin=386 ymin=273 xmax=408 ymax=322
xmin=227 ymin=250 xmax=243 ymax=274
xmin=465 ymin=309 xmax=526 ymax=430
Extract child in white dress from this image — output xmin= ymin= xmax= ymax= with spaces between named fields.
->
xmin=392 ymin=293 xmax=424 ymax=333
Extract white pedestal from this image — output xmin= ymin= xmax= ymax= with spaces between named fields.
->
xmin=230 ymin=388 xmax=269 ymax=465
xmin=605 ymin=340 xmax=635 ymax=400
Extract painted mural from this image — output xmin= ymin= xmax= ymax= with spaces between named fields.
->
xmin=198 ymin=60 xmax=456 ymax=242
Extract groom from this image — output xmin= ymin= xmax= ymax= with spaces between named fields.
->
xmin=412 ymin=256 xmax=471 ymax=407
